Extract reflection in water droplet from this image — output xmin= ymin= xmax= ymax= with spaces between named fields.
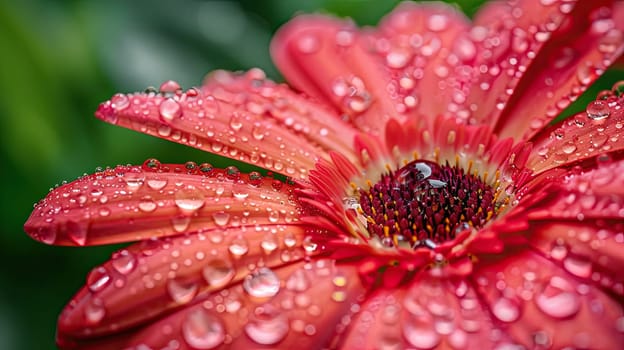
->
xmin=229 ymin=236 xmax=249 ymax=256
xmin=586 ymin=100 xmax=610 ymax=120
xmin=491 ymin=297 xmax=520 ymax=323
xmin=159 ymin=98 xmax=182 ymax=122
xmin=403 ymin=319 xmax=441 ymax=349
xmin=202 ymin=259 xmax=235 ymax=288
xmin=245 ymin=305 xmax=289 ymax=345
xmin=243 ymin=268 xmax=280 ymax=298
xmin=85 ymin=299 xmax=106 ymax=325
xmin=87 ymin=267 xmax=111 ymax=293
xmin=535 ymin=276 xmax=581 ymax=318
xmin=212 ymin=211 xmax=230 ymax=227
xmin=111 ymin=251 xmax=136 ymax=275
xmin=182 ymin=309 xmax=225 ymax=349
xmin=167 ymin=278 xmax=198 ymax=304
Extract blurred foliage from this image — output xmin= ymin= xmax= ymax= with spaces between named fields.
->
xmin=0 ymin=0 xmax=621 ymax=349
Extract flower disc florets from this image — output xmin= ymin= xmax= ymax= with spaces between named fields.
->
xmin=359 ymin=160 xmax=504 ymax=249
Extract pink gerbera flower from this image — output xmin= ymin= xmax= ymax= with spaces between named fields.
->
xmin=25 ymin=1 xmax=624 ymax=349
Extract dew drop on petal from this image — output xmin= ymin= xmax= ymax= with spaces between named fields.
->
xmin=535 ymin=276 xmax=581 ymax=318
xmin=563 ymin=256 xmax=592 ymax=278
xmin=66 ymin=220 xmax=88 ymax=246
xmin=87 ymin=267 xmax=111 ymax=293
xmin=491 ymin=297 xmax=520 ymax=323
xmin=212 ymin=211 xmax=230 ymax=227
xmin=175 ymin=185 xmax=205 ymax=213
xmin=245 ymin=305 xmax=289 ymax=345
xmin=403 ymin=319 xmax=441 ymax=349
xmin=202 ymin=258 xmax=235 ymax=288
xmin=243 ymin=268 xmax=280 ymax=298
xmin=146 ymin=177 xmax=168 ymax=190
xmin=586 ymin=100 xmax=610 ymax=120
xmin=124 ymin=169 xmax=145 ymax=190
xmin=167 ymin=278 xmax=199 ymax=305
xmin=159 ymin=98 xmax=183 ymax=122
xmin=297 ymin=34 xmax=320 ymax=54
xmin=84 ymin=299 xmax=106 ymax=325
xmin=172 ymin=216 xmax=191 ymax=233
xmin=228 ymin=235 xmax=249 ymax=256
xmin=159 ymin=80 xmax=181 ymax=94
xmin=138 ymin=196 xmax=157 ymax=213
xmin=111 ymin=93 xmax=129 ymax=111
xmin=111 ymin=251 xmax=136 ymax=275
xmin=182 ymin=309 xmax=225 ymax=349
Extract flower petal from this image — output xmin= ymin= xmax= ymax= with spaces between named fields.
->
xmin=473 ymin=250 xmax=624 ymax=349
xmin=25 ymin=163 xmax=300 ymax=246
xmin=57 ymin=224 xmax=310 ymax=340
xmin=527 ymin=89 xmax=624 ymax=173
xmin=271 ymin=3 xmax=472 ymax=137
xmin=339 ymin=272 xmax=514 ymax=349
xmin=527 ymin=221 xmax=624 ymax=296
xmin=466 ymin=0 xmax=624 ymax=140
xmin=58 ymin=260 xmax=364 ymax=350
xmin=96 ymin=69 xmax=358 ymax=179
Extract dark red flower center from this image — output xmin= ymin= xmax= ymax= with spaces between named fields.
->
xmin=359 ymin=160 xmax=501 ymax=249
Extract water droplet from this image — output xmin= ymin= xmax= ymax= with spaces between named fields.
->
xmin=124 ymin=169 xmax=145 ymax=190
xmin=427 ymin=14 xmax=448 ymax=31
xmin=175 ymin=185 xmax=205 ymax=213
xmin=563 ymin=256 xmax=592 ymax=278
xmin=586 ymin=100 xmax=610 ymax=120
xmin=562 ymin=141 xmax=576 ymax=154
xmin=138 ymin=196 xmax=157 ymax=212
xmin=182 ymin=309 xmax=225 ymax=349
xmin=261 ymin=234 xmax=278 ymax=254
xmin=111 ymin=251 xmax=136 ymax=275
xmin=403 ymin=319 xmax=441 ymax=349
xmin=245 ymin=305 xmax=289 ymax=345
xmin=159 ymin=98 xmax=182 ymax=122
xmin=160 ymin=80 xmax=181 ymax=94
xmin=87 ymin=267 xmax=111 ymax=293
xmin=535 ymin=276 xmax=580 ymax=318
xmin=111 ymin=93 xmax=129 ymax=111
xmin=85 ymin=299 xmax=106 ymax=325
xmin=491 ymin=297 xmax=520 ymax=322
xmin=228 ymin=235 xmax=249 ymax=256
xmin=243 ymin=268 xmax=280 ymax=298
xmin=66 ymin=220 xmax=88 ymax=246
xmin=167 ymin=278 xmax=198 ymax=304
xmin=172 ymin=216 xmax=191 ymax=233
xmin=212 ymin=211 xmax=230 ymax=227
xmin=202 ymin=258 xmax=235 ymax=288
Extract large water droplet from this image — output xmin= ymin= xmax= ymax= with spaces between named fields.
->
xmin=159 ymin=98 xmax=182 ymax=122
xmin=403 ymin=319 xmax=441 ymax=349
xmin=111 ymin=251 xmax=136 ymax=275
xmin=228 ymin=235 xmax=249 ymax=256
xmin=167 ymin=278 xmax=198 ymax=304
xmin=111 ymin=93 xmax=129 ymax=111
xmin=212 ymin=211 xmax=230 ymax=227
xmin=87 ymin=267 xmax=111 ymax=293
xmin=244 ymin=305 xmax=289 ymax=345
xmin=243 ymin=268 xmax=280 ymax=298
xmin=138 ymin=196 xmax=157 ymax=212
xmin=535 ymin=276 xmax=581 ymax=318
xmin=586 ymin=100 xmax=610 ymax=120
xmin=202 ymin=258 xmax=235 ymax=288
xmin=124 ymin=169 xmax=145 ymax=190
xmin=175 ymin=185 xmax=205 ymax=213
xmin=182 ymin=309 xmax=225 ymax=349
xmin=85 ymin=299 xmax=106 ymax=325
xmin=491 ymin=297 xmax=520 ymax=323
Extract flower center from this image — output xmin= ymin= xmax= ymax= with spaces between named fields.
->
xmin=359 ymin=160 xmax=501 ymax=249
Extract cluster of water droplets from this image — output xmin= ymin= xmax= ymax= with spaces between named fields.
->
xmin=27 ymin=158 xmax=308 ymax=246
xmin=98 ymin=70 xmax=352 ymax=180
xmin=533 ymin=81 xmax=623 ymax=168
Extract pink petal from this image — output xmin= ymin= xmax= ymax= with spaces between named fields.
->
xmin=58 ymin=261 xmax=364 ymax=349
xmin=96 ymin=69 xmax=358 ymax=180
xmin=57 ymin=224 xmax=310 ymax=340
xmin=466 ymin=0 xmax=624 ymax=139
xmin=339 ymin=273 xmax=513 ymax=349
xmin=527 ymin=221 xmax=624 ymax=296
xmin=473 ymin=250 xmax=624 ymax=349
xmin=25 ymin=163 xmax=300 ymax=246
xmin=527 ymin=87 xmax=624 ymax=173
xmin=271 ymin=3 xmax=472 ymax=137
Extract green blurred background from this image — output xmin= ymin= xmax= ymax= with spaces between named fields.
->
xmin=0 ymin=0 xmax=621 ymax=349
